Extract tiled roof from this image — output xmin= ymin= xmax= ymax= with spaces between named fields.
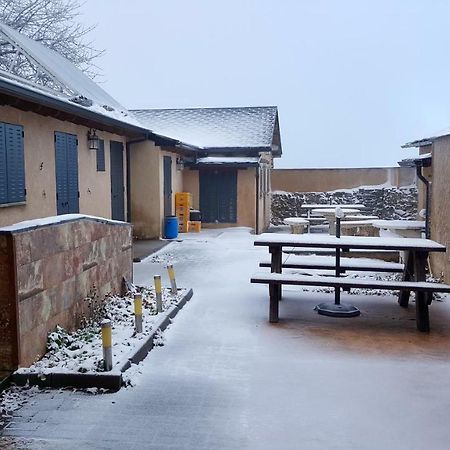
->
xmin=132 ymin=106 xmax=280 ymax=151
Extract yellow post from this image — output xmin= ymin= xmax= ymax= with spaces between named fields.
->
xmin=154 ymin=275 xmax=163 ymax=313
xmin=101 ymin=319 xmax=112 ymax=371
xmin=134 ymin=292 xmax=143 ymax=333
xmin=167 ymin=264 xmax=177 ymax=294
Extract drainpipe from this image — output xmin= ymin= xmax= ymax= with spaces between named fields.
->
xmin=255 ymin=167 xmax=260 ymax=234
xmin=416 ymin=166 xmax=430 ymax=239
xmin=126 ymin=137 xmax=148 ymax=223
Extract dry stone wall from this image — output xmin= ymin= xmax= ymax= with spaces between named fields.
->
xmin=271 ymin=186 xmax=418 ymax=225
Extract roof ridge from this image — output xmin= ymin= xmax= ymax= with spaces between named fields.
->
xmin=130 ymin=105 xmax=278 ymax=113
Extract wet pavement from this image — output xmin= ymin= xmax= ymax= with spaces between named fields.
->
xmin=132 ymin=238 xmax=170 ymax=262
xmin=2 ymin=228 xmax=450 ymax=449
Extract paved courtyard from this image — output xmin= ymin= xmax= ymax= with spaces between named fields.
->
xmin=2 ymin=228 xmax=450 ymax=449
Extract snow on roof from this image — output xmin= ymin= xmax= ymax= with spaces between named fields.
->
xmin=402 ymin=126 xmax=450 ymax=148
xmin=398 ymin=152 xmax=432 ymax=167
xmin=195 ymin=156 xmax=260 ymax=165
xmin=0 ymin=22 xmax=141 ymax=129
xmin=131 ymin=106 xmax=279 ymax=151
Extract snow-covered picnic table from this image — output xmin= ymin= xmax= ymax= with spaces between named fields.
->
xmin=300 ymin=204 xmax=365 ymax=232
xmin=301 ymin=203 xmax=365 ymax=210
xmin=283 ymin=217 xmax=309 ymax=234
xmin=252 ymin=233 xmax=449 ymax=331
xmin=312 ymin=208 xmax=362 ymax=234
xmin=372 ymin=220 xmax=426 ymax=238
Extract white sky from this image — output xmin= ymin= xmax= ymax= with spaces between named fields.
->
xmin=79 ymin=0 xmax=450 ymax=168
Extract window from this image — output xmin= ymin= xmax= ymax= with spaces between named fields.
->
xmin=0 ymin=122 xmax=25 ymax=205
xmin=96 ymin=139 xmax=105 ymax=172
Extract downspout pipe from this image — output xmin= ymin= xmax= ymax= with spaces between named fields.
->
xmin=256 ymin=167 xmax=260 ymax=234
xmin=416 ymin=165 xmax=430 ymax=239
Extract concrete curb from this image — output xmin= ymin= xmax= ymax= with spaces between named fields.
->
xmin=11 ymin=288 xmax=194 ymax=392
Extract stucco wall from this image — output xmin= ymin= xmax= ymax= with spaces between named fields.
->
xmin=130 ymin=143 xmax=183 ymax=239
xmin=130 ymin=141 xmax=161 ymax=239
xmin=0 ymin=105 xmax=128 ymax=227
xmin=237 ymin=168 xmax=257 ymax=229
xmin=272 ymin=167 xmax=416 ymax=193
xmin=0 ymin=216 xmax=132 ymax=370
xmin=428 ymin=137 xmax=450 ymax=282
xmin=183 ymin=169 xmax=200 ymax=209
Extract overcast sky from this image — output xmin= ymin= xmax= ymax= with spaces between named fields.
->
xmin=79 ymin=0 xmax=450 ymax=168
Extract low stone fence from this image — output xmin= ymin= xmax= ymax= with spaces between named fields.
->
xmin=271 ymin=185 xmax=418 ymax=225
xmin=0 ymin=215 xmax=132 ymax=371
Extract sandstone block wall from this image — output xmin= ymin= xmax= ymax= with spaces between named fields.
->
xmin=271 ymin=186 xmax=418 ymax=225
xmin=0 ymin=216 xmax=132 ymax=370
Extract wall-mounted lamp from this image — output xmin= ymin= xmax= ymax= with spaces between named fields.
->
xmin=176 ymin=157 xmax=184 ymax=171
xmin=87 ymin=129 xmax=100 ymax=150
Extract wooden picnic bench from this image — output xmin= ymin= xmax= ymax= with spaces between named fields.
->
xmin=259 ymin=255 xmax=404 ymax=273
xmin=251 ymin=233 xmax=450 ymax=331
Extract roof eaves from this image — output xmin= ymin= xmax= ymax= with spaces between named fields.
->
xmin=0 ymin=77 xmax=149 ymax=136
xmin=401 ymin=139 xmax=434 ymax=149
xmin=398 ymin=155 xmax=432 ymax=168
xmin=201 ymin=146 xmax=272 ymax=152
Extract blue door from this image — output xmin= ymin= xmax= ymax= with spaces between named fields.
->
xmin=55 ymin=132 xmax=79 ymax=215
xmin=199 ymin=169 xmax=237 ymax=223
xmin=110 ymin=141 xmax=125 ymax=221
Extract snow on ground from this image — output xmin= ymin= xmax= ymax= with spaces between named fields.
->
xmin=16 ymin=286 xmax=186 ymax=376
xmin=3 ymin=227 xmax=450 ymax=449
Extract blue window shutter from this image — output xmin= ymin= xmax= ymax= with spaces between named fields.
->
xmin=97 ymin=139 xmax=105 ymax=171
xmin=66 ymin=133 xmax=79 ymax=214
xmin=55 ymin=132 xmax=69 ymax=214
xmin=0 ymin=123 xmax=7 ymax=204
xmin=5 ymin=123 xmax=25 ymax=203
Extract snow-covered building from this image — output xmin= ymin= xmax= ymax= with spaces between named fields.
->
xmin=132 ymin=106 xmax=282 ymax=235
xmin=402 ymin=130 xmax=448 ymax=282
xmin=0 ymin=21 xmax=164 ymax=227
xmin=0 ymin=22 xmax=283 ymax=237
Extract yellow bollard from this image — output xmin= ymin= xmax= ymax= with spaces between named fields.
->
xmin=167 ymin=264 xmax=177 ymax=294
xmin=134 ymin=292 xmax=143 ymax=333
xmin=154 ymin=275 xmax=163 ymax=313
xmin=101 ymin=319 xmax=112 ymax=371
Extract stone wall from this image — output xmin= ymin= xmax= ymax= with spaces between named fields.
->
xmin=271 ymin=186 xmax=418 ymax=225
xmin=0 ymin=216 xmax=132 ymax=370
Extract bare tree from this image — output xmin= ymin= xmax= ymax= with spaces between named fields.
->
xmin=0 ymin=0 xmax=103 ymax=83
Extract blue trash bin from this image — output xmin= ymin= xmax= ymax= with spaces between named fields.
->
xmin=164 ymin=215 xmax=179 ymax=239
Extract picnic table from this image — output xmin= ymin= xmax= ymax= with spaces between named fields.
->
xmin=301 ymin=204 xmax=365 ymax=232
xmin=372 ymin=220 xmax=425 ymax=238
xmin=251 ymin=233 xmax=450 ymax=331
xmin=312 ymin=208 xmax=361 ymax=235
xmin=283 ymin=217 xmax=309 ymax=234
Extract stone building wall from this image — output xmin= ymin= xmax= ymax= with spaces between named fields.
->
xmin=271 ymin=186 xmax=418 ymax=225
xmin=0 ymin=216 xmax=132 ymax=370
